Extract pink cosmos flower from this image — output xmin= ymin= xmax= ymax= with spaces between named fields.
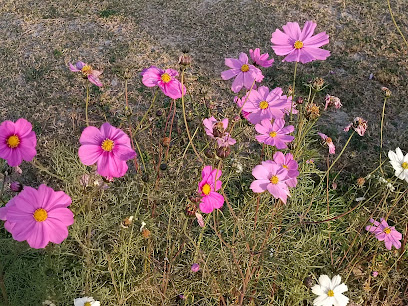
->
xmin=255 ymin=119 xmax=294 ymax=149
xmin=69 ymin=61 xmax=102 ymax=87
xmin=0 ymin=185 xmax=74 ymax=249
xmin=243 ymin=86 xmax=294 ymax=124
xmin=141 ymin=66 xmax=186 ymax=99
xmin=272 ymin=152 xmax=299 ymax=188
xmin=250 ymin=161 xmax=290 ymax=203
xmin=191 ymin=263 xmax=200 ymax=272
xmin=0 ymin=118 xmax=37 ymax=167
xmin=221 ymin=53 xmax=264 ymax=93
xmin=318 ymin=132 xmax=335 ymax=154
xmin=366 ymin=218 xmax=402 ymax=250
xmin=249 ymin=48 xmax=274 ymax=68
xmin=78 ymin=123 xmax=136 ymax=178
xmin=234 ymin=95 xmax=250 ymax=119
xmin=324 ymin=95 xmax=342 ymax=110
xmin=271 ymin=21 xmax=330 ymax=63
xmin=198 ymin=166 xmax=224 ymax=213
xmin=344 ymin=117 xmax=368 ymax=136
xmin=203 ymin=117 xmax=236 ymax=147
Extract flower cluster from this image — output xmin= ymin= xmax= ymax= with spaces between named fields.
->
xmin=250 ymin=152 xmax=299 ymax=203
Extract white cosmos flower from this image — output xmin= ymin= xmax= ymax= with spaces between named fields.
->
xmin=312 ymin=275 xmax=349 ymax=306
xmin=388 ymin=148 xmax=408 ymax=182
xmin=74 ymin=297 xmax=100 ymax=306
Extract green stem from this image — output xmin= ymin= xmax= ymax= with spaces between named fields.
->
xmin=290 ymin=61 xmax=298 ymax=122
xmin=387 ymin=0 xmax=408 ymax=49
xmin=193 ymin=214 xmax=212 ymax=261
xmin=180 ymin=68 xmax=203 ymax=163
xmin=138 ymin=91 xmax=158 ymax=130
xmin=85 ymin=82 xmax=90 ymax=126
xmin=325 ymin=131 xmax=355 ymax=177
xmin=379 ymin=97 xmax=388 ymax=175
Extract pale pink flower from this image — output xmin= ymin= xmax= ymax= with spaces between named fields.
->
xmin=272 ymin=152 xmax=299 ymax=188
xmin=195 ymin=212 xmax=205 ymax=227
xmin=234 ymin=96 xmax=250 ymax=119
xmin=271 ymin=21 xmax=330 ymax=63
xmin=191 ymin=263 xmax=200 ymax=272
xmin=318 ymin=132 xmax=335 ymax=154
xmin=324 ymin=95 xmax=342 ymax=110
xmin=202 ymin=117 xmax=236 ymax=147
xmin=141 ymin=66 xmax=186 ymax=99
xmin=366 ymin=218 xmax=402 ymax=250
xmin=69 ymin=61 xmax=102 ymax=87
xmin=250 ymin=161 xmax=290 ymax=203
xmin=249 ymin=48 xmax=274 ymax=68
xmin=242 ymin=86 xmax=293 ymax=124
xmin=255 ymin=119 xmax=294 ymax=149
xmin=372 ymin=271 xmax=378 ymax=278
xmin=198 ymin=166 xmax=224 ymax=213
xmin=344 ymin=117 xmax=368 ymax=136
xmin=221 ymin=53 xmax=264 ymax=93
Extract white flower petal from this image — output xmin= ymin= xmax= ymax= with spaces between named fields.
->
xmin=396 ymin=147 xmax=404 ymax=160
xmin=313 ymin=295 xmax=329 ymax=306
xmin=388 ymin=150 xmax=397 ymax=162
xmin=331 ymin=275 xmax=342 ymax=288
xmin=318 ymin=275 xmax=332 ymax=290
xmin=312 ymin=284 xmax=325 ymax=296
xmin=334 ymin=283 xmax=348 ymax=294
xmin=334 ymin=293 xmax=349 ymax=306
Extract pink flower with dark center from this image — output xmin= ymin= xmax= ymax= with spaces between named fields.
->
xmin=69 ymin=61 xmax=102 ymax=87
xmin=78 ymin=123 xmax=136 ymax=178
xmin=221 ymin=53 xmax=264 ymax=93
xmin=198 ymin=166 xmax=224 ymax=213
xmin=203 ymin=117 xmax=236 ymax=147
xmin=271 ymin=21 xmax=330 ymax=63
xmin=324 ymin=95 xmax=342 ymax=110
xmin=0 ymin=118 xmax=37 ymax=167
xmin=0 ymin=185 xmax=74 ymax=249
xmin=272 ymin=152 xmax=299 ymax=187
xmin=255 ymin=119 xmax=294 ymax=149
xmin=366 ymin=218 xmax=402 ymax=250
xmin=318 ymin=132 xmax=335 ymax=154
xmin=141 ymin=66 xmax=186 ymax=99
xmin=250 ymin=161 xmax=290 ymax=203
xmin=344 ymin=117 xmax=368 ymax=136
xmin=249 ymin=48 xmax=274 ymax=68
xmin=243 ymin=86 xmax=294 ymax=124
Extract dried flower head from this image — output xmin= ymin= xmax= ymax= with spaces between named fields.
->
xmin=356 ymin=177 xmax=365 ymax=187
xmin=312 ymin=77 xmax=325 ymax=91
xmin=121 ymin=216 xmax=134 ymax=228
xmin=324 ymin=95 xmax=342 ymax=110
xmin=179 ymin=53 xmax=192 ymax=67
xmin=344 ymin=117 xmax=368 ymax=136
xmin=381 ymin=86 xmax=391 ymax=97
xmin=305 ymin=103 xmax=320 ymax=120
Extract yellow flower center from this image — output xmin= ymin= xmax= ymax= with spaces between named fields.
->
xmin=269 ymin=131 xmax=277 ymax=138
xmin=160 ymin=73 xmax=171 ymax=83
xmin=101 ymin=139 xmax=114 ymax=152
xmin=270 ymin=175 xmax=279 ymax=184
xmin=402 ymin=162 xmax=408 ymax=169
xmin=326 ymin=137 xmax=332 ymax=144
xmin=202 ymin=183 xmax=211 ymax=195
xmin=241 ymin=64 xmax=249 ymax=72
xmin=259 ymin=101 xmax=269 ymax=109
xmin=7 ymin=135 xmax=20 ymax=148
xmin=294 ymin=40 xmax=304 ymax=49
xmin=84 ymin=302 xmax=92 ymax=306
xmin=282 ymin=164 xmax=288 ymax=169
xmin=383 ymin=227 xmax=391 ymax=234
xmin=33 ymin=208 xmax=48 ymax=222
xmin=81 ymin=65 xmax=92 ymax=76
xmin=327 ymin=290 xmax=334 ymax=297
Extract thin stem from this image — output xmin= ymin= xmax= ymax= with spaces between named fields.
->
xmin=387 ymin=0 xmax=408 ymax=49
xmin=31 ymin=159 xmax=65 ymax=181
xmin=137 ymin=91 xmax=158 ymax=131
xmin=324 ymin=131 xmax=355 ymax=178
xmin=124 ymin=78 xmax=140 ymax=172
xmin=290 ymin=61 xmax=298 ymax=122
xmin=85 ymin=82 xmax=90 ymax=126
xmin=379 ymin=97 xmax=388 ymax=175
xmin=180 ymin=68 xmax=203 ymax=163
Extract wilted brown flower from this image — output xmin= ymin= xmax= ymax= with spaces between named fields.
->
xmin=305 ymin=103 xmax=320 ymax=120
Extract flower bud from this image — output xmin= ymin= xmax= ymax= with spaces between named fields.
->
xmin=356 ymin=177 xmax=365 ymax=187
xmin=10 ymin=181 xmax=23 ymax=192
xmin=191 ymin=263 xmax=200 ymax=272
xmin=296 ymin=97 xmax=304 ymax=105
xmin=204 ymin=149 xmax=214 ymax=159
xmin=161 ymin=137 xmax=171 ymax=147
xmin=381 ymin=87 xmax=391 ymax=97
xmin=179 ymin=53 xmax=192 ymax=67
xmin=141 ymin=228 xmax=151 ymax=239
xmin=311 ymin=77 xmax=325 ymax=91
xmin=216 ymin=146 xmax=231 ymax=158
xmin=185 ymin=202 xmax=198 ymax=216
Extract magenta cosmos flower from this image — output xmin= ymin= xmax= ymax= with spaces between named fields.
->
xmin=255 ymin=119 xmax=294 ymax=149
xmin=78 ymin=123 xmax=136 ymax=178
xmin=272 ymin=152 xmax=299 ymax=188
xmin=243 ymin=86 xmax=293 ymax=124
xmin=198 ymin=165 xmax=224 ymax=213
xmin=203 ymin=116 xmax=236 ymax=147
xmin=271 ymin=21 xmax=330 ymax=63
xmin=141 ymin=66 xmax=186 ymax=99
xmin=249 ymin=48 xmax=274 ymax=68
xmin=318 ymin=132 xmax=335 ymax=154
xmin=221 ymin=53 xmax=263 ymax=93
xmin=0 ymin=118 xmax=37 ymax=167
xmin=0 ymin=185 xmax=74 ymax=249
xmin=250 ymin=161 xmax=290 ymax=203
xmin=69 ymin=61 xmax=102 ymax=87
xmin=366 ymin=218 xmax=402 ymax=250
